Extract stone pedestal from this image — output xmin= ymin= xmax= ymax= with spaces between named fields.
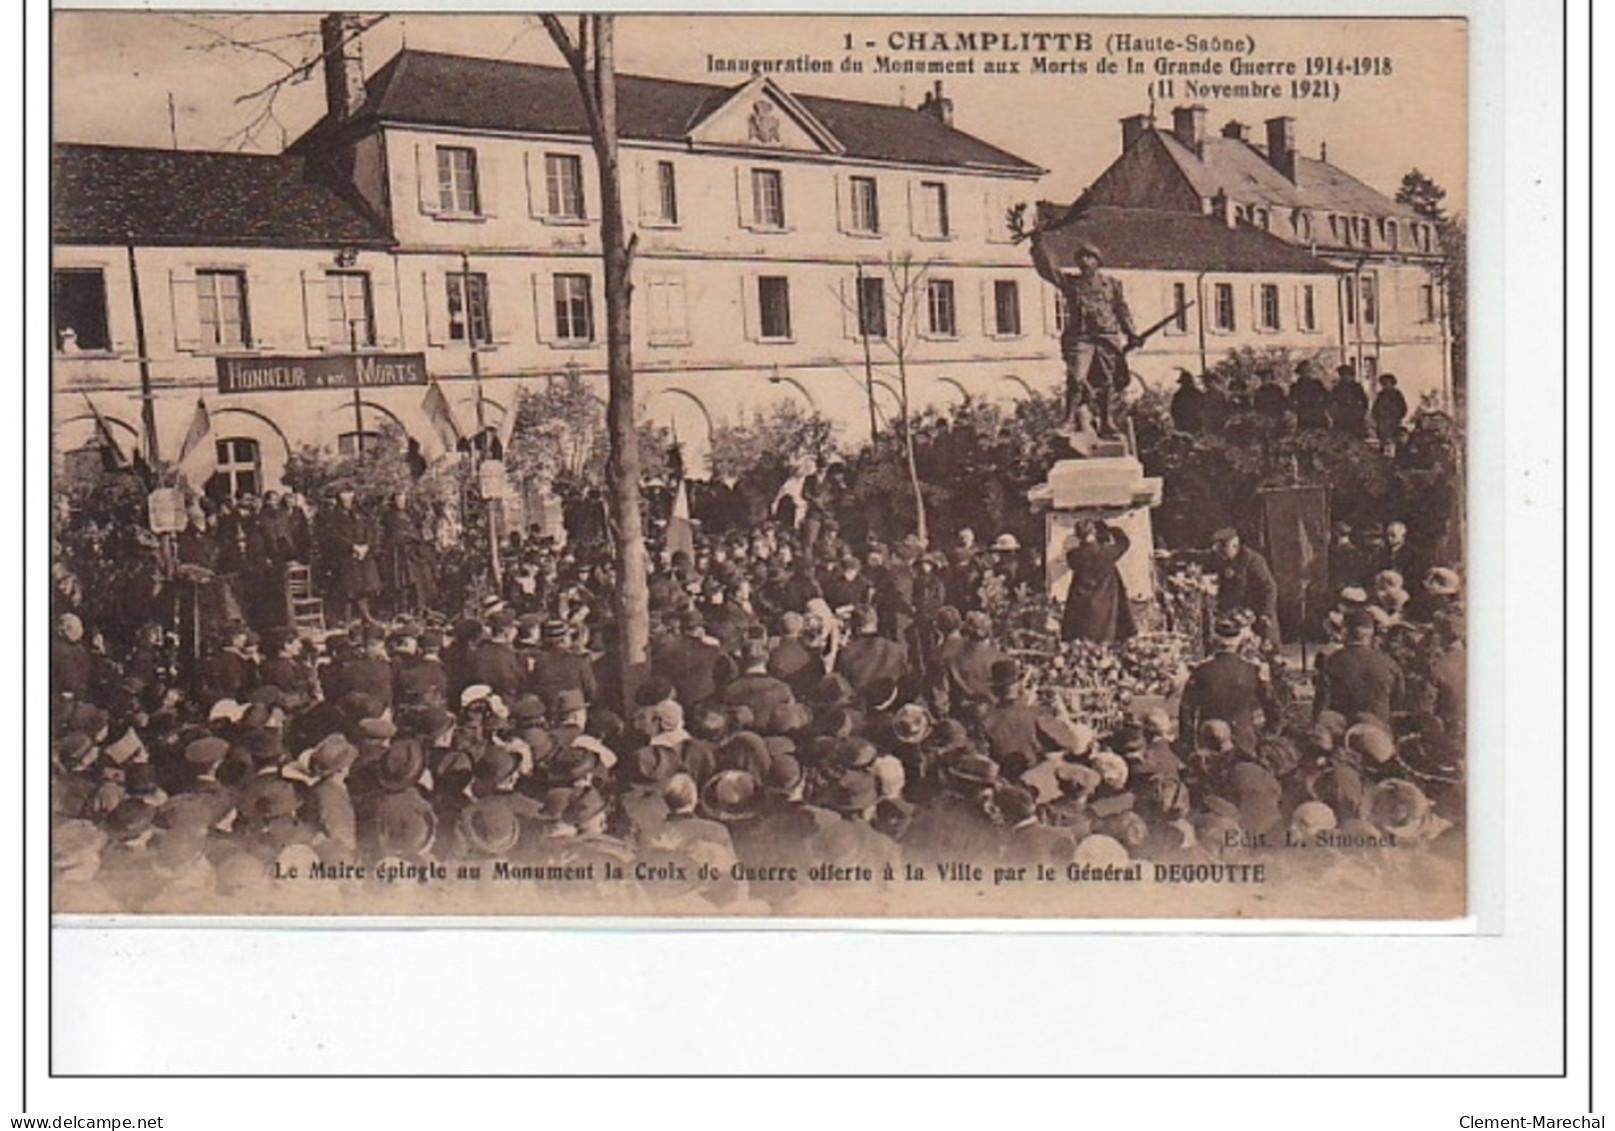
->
xmin=1030 ymin=456 xmax=1164 ymax=603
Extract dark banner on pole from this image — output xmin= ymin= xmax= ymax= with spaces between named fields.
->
xmin=1260 ymin=485 xmax=1329 ymax=642
xmin=216 ymin=353 xmax=428 ymax=394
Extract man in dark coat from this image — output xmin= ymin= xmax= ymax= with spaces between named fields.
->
xmin=321 ymin=488 xmax=381 ymax=622
xmin=468 ymin=611 xmax=524 ymax=701
xmin=650 ymin=608 xmax=730 ymax=708
xmin=1328 ymin=367 xmax=1370 ymax=437
xmin=1371 ymin=374 xmax=1409 ymax=444
xmin=1252 ymin=369 xmax=1289 ymax=421
xmin=1209 ymin=528 xmax=1281 ymax=647
xmin=1288 ymin=360 xmax=1331 ymax=430
xmin=834 ymin=605 xmax=909 ymax=700
xmin=1170 ymin=370 xmax=1206 ymax=434
xmin=1061 ymin=520 xmax=1133 ymax=644
xmin=52 ymin=613 xmax=92 ymax=702
xmin=1314 ymin=611 xmax=1405 ymax=732
xmin=525 ymin=618 xmax=597 ymax=709
xmin=1178 ymin=618 xmax=1274 ymax=755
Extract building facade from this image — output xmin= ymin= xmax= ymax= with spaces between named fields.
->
xmin=1069 ymin=106 xmax=1453 ymax=405
xmin=53 ymin=28 xmax=1059 ymax=492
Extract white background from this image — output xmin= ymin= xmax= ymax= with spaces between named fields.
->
xmin=10 ymin=0 xmax=1595 ymax=1124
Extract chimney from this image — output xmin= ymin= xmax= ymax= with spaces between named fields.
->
xmin=1265 ymin=115 xmax=1297 ymax=182
xmin=917 ymin=80 xmax=953 ymax=127
xmin=1120 ymin=113 xmax=1152 ymax=152
xmin=1221 ymin=120 xmax=1250 ymax=143
xmin=320 ymin=13 xmax=367 ymax=122
xmin=1171 ymin=104 xmax=1207 ymax=154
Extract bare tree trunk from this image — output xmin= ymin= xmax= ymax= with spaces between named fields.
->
xmin=542 ymin=14 xmax=649 ymax=707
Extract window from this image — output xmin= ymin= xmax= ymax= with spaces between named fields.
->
xmin=1419 ymin=283 xmax=1437 ymax=323
xmin=927 ymin=278 xmax=958 ymax=337
xmin=1170 ymin=281 xmax=1190 ymax=333
xmin=1299 ymin=284 xmax=1318 ymax=332
xmin=1361 ymin=356 xmax=1379 ymax=383
xmin=52 ymin=268 xmax=111 ymax=352
xmin=850 ymin=176 xmax=880 ymax=233
xmin=545 ymin=153 xmax=586 ymax=219
xmin=857 ymin=275 xmax=887 ymax=338
xmin=326 ymin=272 xmax=375 ymax=348
xmin=644 ymin=274 xmax=689 ymax=345
xmin=1295 ymin=210 xmax=1313 ymax=242
xmin=437 ymin=146 xmax=480 ymax=215
xmin=993 ymin=280 xmax=1022 ymax=336
xmin=918 ymin=182 xmax=950 ymax=238
xmin=1258 ymin=284 xmax=1281 ymax=331
xmin=553 ymin=273 xmax=595 ymax=341
xmin=1384 ymin=219 xmax=1400 ymax=249
xmin=1053 ymin=288 xmax=1069 ymax=333
xmin=751 ymin=169 xmax=785 ymax=228
xmin=655 ymin=161 xmax=679 ymax=225
xmin=757 ymin=276 xmax=792 ymax=340
xmin=197 ymin=270 xmax=249 ymax=349
xmin=1213 ymin=282 xmax=1236 ymax=331
xmin=212 ymin=438 xmax=260 ymax=498
xmin=1344 ymin=279 xmax=1357 ymax=325
xmin=1360 ymin=276 xmax=1378 ymax=325
xmin=446 ymin=272 xmax=491 ymax=345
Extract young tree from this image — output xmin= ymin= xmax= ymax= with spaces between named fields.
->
xmin=839 ymin=252 xmax=934 ymax=544
xmin=537 ymin=15 xmax=651 ymax=703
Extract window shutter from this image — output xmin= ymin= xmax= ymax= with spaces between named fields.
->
xmin=979 ymin=279 xmax=995 ymax=336
xmin=302 ymin=271 xmax=330 ymax=350
xmin=530 ymin=273 xmax=551 ymax=343
xmin=1040 ymin=282 xmax=1054 ymax=337
xmin=422 ymin=272 xmax=445 ymax=347
xmin=246 ymin=273 xmax=272 ymax=349
xmin=634 ymin=156 xmax=649 ymax=223
xmin=106 ymin=273 xmax=133 ymax=353
xmin=666 ymin=276 xmax=688 ymax=342
xmin=734 ymin=167 xmax=752 ymax=228
xmin=1248 ymin=283 xmax=1261 ymax=331
xmin=477 ymin=152 xmax=499 ymax=217
xmin=524 ymin=151 xmax=546 ymax=219
xmin=834 ymin=173 xmax=847 ymax=234
xmin=488 ymin=274 xmax=513 ymax=344
xmin=739 ymin=275 xmax=757 ymax=342
xmin=415 ymin=144 xmax=441 ymax=216
xmin=371 ymin=271 xmax=401 ymax=348
xmin=906 ymin=179 xmax=918 ymax=236
xmin=582 ymin=158 xmax=597 ymax=223
xmin=168 ymin=269 xmax=200 ymax=351
xmin=840 ymin=277 xmax=858 ymax=339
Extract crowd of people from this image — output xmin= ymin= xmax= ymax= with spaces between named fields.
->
xmin=49 ymin=440 xmax=1468 ymax=912
xmin=1170 ymin=360 xmax=1412 ymax=446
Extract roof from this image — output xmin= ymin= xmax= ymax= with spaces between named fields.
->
xmin=1153 ymin=130 xmax=1419 ymax=220
xmin=291 ymin=48 xmax=1042 ymax=176
xmin=53 ymin=144 xmax=393 ymax=248
xmin=1036 ymin=204 xmax=1341 ymax=275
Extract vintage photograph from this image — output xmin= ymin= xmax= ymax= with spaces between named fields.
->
xmin=48 ymin=12 xmax=1467 ymax=918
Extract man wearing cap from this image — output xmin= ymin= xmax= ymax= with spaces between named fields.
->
xmin=1328 ymin=366 xmax=1370 ymax=438
xmin=1314 ymin=609 xmax=1405 ymax=733
xmin=1031 ymin=235 xmax=1141 ymax=438
xmin=651 ymin=608 xmax=730 ymax=708
xmin=1208 ymin=528 xmax=1281 ymax=647
xmin=1179 ymin=617 xmax=1275 ymax=755
xmin=525 ymin=618 xmax=596 ymax=712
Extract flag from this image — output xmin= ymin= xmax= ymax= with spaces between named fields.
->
xmin=666 ymin=477 xmax=695 ymax=559
xmin=421 ymin=378 xmax=461 ymax=454
xmin=81 ymin=394 xmax=128 ymax=469
xmin=176 ymin=397 xmax=211 ymax=465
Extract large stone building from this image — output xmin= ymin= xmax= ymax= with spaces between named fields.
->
xmin=1042 ymin=106 xmax=1453 ymax=405
xmin=52 ymin=22 xmax=1058 ymax=492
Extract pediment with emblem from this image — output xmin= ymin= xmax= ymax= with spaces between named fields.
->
xmin=685 ymin=75 xmax=844 ymax=155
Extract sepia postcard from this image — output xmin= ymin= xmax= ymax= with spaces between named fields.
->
xmin=47 ymin=11 xmax=1468 ymax=919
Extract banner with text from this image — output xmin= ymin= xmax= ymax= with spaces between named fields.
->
xmin=216 ymin=353 xmax=429 ymax=395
